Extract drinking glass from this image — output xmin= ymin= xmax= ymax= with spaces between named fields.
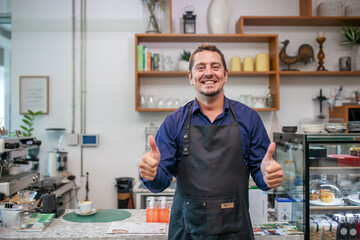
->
xmin=147 ymin=95 xmax=155 ymax=108
xmin=157 ymin=98 xmax=165 ymax=108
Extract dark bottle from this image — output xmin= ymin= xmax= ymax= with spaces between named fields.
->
xmin=347 ymin=214 xmax=357 ymax=240
xmin=338 ymin=215 xmax=348 ymax=240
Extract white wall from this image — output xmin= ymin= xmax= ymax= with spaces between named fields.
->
xmin=10 ymin=0 xmax=360 ymax=209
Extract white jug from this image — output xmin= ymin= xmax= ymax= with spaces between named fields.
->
xmin=0 ymin=205 xmax=23 ymax=228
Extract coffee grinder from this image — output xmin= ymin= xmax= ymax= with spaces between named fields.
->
xmin=46 ymin=128 xmax=67 ymax=177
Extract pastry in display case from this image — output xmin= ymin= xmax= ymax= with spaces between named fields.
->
xmin=309 ymin=174 xmax=343 ymax=206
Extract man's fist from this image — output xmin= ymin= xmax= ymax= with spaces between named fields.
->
xmin=261 ymin=142 xmax=283 ymax=189
xmin=139 ymin=135 xmax=161 ymax=181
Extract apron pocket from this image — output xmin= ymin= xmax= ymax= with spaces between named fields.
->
xmin=183 ymin=198 xmax=208 ymax=235
xmin=208 ymin=197 xmax=243 ymax=235
xmin=183 ymin=196 xmax=244 ymax=236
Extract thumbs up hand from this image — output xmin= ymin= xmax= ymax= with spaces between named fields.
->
xmin=139 ymin=135 xmax=161 ymax=181
xmin=260 ymin=142 xmax=283 ymax=189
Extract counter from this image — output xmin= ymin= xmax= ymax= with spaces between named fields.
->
xmin=0 ymin=209 xmax=304 ymax=240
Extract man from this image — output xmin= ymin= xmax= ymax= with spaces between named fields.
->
xmin=139 ymin=43 xmax=283 ymax=239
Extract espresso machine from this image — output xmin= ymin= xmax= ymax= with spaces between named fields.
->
xmin=46 ymin=128 xmax=67 ymax=178
xmin=0 ymin=136 xmax=40 ymax=196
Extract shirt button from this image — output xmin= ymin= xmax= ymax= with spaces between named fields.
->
xmin=184 ymin=135 xmax=188 ymax=139
xmin=203 ymin=203 xmax=206 ymax=207
xmin=184 ymin=147 xmax=188 ymax=152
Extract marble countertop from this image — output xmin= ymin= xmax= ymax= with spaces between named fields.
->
xmin=0 ymin=209 xmax=304 ymax=239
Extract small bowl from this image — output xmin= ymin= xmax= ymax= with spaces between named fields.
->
xmin=282 ymin=126 xmax=298 ymax=133
xmin=324 ymin=123 xmax=347 ymax=133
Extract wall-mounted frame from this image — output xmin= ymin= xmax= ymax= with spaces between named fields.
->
xmin=20 ymin=76 xmax=49 ymax=114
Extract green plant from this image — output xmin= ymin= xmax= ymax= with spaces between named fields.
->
xmin=180 ymin=50 xmax=191 ymax=61
xmin=340 ymin=26 xmax=360 ymax=45
xmin=20 ymin=110 xmax=42 ymax=136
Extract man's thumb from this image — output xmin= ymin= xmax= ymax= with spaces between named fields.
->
xmin=148 ymin=135 xmax=157 ymax=152
xmin=148 ymin=135 xmax=160 ymax=162
xmin=265 ymin=142 xmax=276 ymax=164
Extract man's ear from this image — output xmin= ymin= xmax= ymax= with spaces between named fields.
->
xmin=224 ymin=69 xmax=228 ymax=83
xmin=188 ymin=71 xmax=194 ymax=86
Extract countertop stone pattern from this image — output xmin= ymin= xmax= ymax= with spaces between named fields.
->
xmin=0 ymin=209 xmax=303 ymax=239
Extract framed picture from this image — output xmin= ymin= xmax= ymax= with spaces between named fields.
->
xmin=20 ymin=76 xmax=49 ymax=114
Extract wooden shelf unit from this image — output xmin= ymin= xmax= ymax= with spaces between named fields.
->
xmin=136 ymin=0 xmax=360 ymax=113
xmin=236 ymin=16 xmax=360 ymax=34
xmin=235 ymin=0 xmax=360 ymax=33
xmin=135 ymin=34 xmax=280 ymax=112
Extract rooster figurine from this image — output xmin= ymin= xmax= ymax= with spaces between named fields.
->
xmin=279 ymin=39 xmax=315 ymax=70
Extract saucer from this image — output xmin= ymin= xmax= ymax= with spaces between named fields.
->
xmin=75 ymin=209 xmax=97 ymax=216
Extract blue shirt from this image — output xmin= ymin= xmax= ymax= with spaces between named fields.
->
xmin=144 ymin=97 xmax=271 ymax=193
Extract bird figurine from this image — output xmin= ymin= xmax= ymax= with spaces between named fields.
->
xmin=279 ymin=39 xmax=315 ymax=71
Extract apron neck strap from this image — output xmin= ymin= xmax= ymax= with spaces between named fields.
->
xmin=185 ymin=98 xmax=237 ymax=127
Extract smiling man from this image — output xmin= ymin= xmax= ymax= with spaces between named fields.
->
xmin=139 ymin=43 xmax=283 ymax=239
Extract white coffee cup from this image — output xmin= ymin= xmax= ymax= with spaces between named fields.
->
xmin=78 ymin=201 xmax=93 ymax=213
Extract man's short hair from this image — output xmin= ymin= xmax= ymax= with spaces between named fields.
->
xmin=189 ymin=43 xmax=227 ymax=76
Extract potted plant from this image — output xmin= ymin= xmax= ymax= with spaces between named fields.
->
xmin=340 ymin=25 xmax=360 ymax=71
xmin=20 ymin=110 xmax=42 ymax=136
xmin=178 ymin=50 xmax=191 ymax=71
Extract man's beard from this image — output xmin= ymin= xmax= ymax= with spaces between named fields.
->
xmin=199 ymin=87 xmax=223 ymax=97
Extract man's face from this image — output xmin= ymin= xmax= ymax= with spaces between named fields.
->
xmin=189 ymin=50 xmax=228 ymax=98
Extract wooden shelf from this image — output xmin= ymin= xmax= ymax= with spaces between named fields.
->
xmin=236 ymin=16 xmax=360 ymax=34
xmin=136 ymin=33 xmax=278 ymax=43
xmin=280 ymin=71 xmax=360 ymax=77
xmin=137 ymin=71 xmax=278 ymax=78
xmin=135 ymin=34 xmax=280 ymax=112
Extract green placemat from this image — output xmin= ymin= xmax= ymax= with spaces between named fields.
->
xmin=63 ymin=209 xmax=131 ymax=223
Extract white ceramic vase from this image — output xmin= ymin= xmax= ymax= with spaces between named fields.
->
xmin=207 ymin=0 xmax=230 ymax=34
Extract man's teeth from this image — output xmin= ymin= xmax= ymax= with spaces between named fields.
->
xmin=204 ymin=81 xmax=215 ymax=84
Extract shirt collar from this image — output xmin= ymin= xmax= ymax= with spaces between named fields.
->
xmin=192 ymin=97 xmax=230 ymax=115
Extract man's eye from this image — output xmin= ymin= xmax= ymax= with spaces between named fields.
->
xmin=196 ymin=66 xmax=205 ymax=70
xmin=212 ymin=65 xmax=221 ymax=69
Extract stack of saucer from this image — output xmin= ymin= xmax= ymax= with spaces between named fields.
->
xmin=348 ymin=121 xmax=360 ymax=133
xmin=301 ymin=124 xmax=324 ymax=133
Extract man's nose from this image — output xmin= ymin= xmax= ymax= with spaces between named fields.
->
xmin=204 ymin=65 xmax=213 ymax=77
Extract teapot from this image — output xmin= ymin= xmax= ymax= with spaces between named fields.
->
xmin=41 ymin=192 xmax=57 ymax=213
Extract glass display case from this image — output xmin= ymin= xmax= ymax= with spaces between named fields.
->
xmin=273 ymin=132 xmax=360 ymax=240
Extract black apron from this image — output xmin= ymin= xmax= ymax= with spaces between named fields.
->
xmin=168 ymin=99 xmax=254 ymax=240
